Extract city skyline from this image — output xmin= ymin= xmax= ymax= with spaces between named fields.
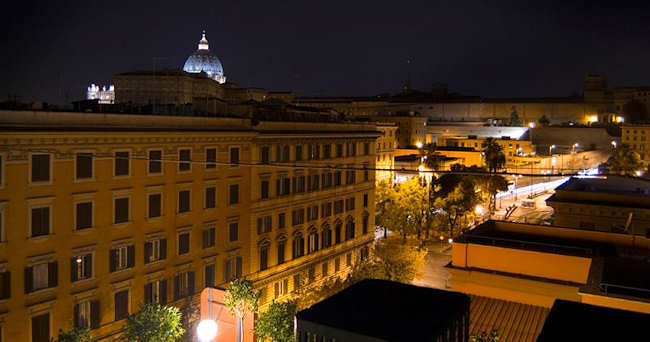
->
xmin=3 ymin=0 xmax=650 ymax=104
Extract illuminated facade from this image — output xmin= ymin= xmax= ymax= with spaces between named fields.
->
xmin=0 ymin=110 xmax=377 ymax=341
xmin=622 ymin=124 xmax=650 ymax=162
xmin=86 ymin=84 xmax=115 ymax=104
xmin=375 ymin=122 xmax=397 ymax=184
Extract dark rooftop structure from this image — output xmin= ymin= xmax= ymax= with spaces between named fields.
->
xmin=296 ymin=279 xmax=470 ymax=342
xmin=537 ymin=300 xmax=650 ymax=341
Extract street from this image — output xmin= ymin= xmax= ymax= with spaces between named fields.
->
xmin=412 ymin=243 xmax=452 ymax=289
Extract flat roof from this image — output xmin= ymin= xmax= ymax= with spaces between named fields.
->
xmin=296 ymin=279 xmax=470 ymax=341
xmin=537 ymin=300 xmax=650 ymax=341
xmin=555 ymin=176 xmax=650 ymax=195
xmin=601 ymin=257 xmax=650 ymax=299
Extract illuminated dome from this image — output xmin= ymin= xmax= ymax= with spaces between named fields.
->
xmin=183 ymin=31 xmax=226 ymax=84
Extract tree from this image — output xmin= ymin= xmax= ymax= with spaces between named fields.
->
xmin=396 ymin=178 xmax=430 ymax=242
xmin=600 ymin=144 xmax=646 ymax=176
xmin=434 ymin=179 xmax=480 ymax=237
xmin=56 ymin=327 xmax=91 ymax=342
xmin=179 ymin=296 xmax=200 ymax=342
xmin=369 ymin=238 xmax=427 ymax=283
xmin=124 ymin=303 xmax=184 ymax=342
xmin=509 ymin=107 xmax=522 ymax=126
xmin=225 ymin=278 xmax=260 ymax=342
xmin=254 ymin=300 xmax=297 ymax=342
xmin=375 ymin=181 xmax=400 ymax=239
xmin=538 ymin=115 xmax=550 ymax=126
xmin=483 ymin=138 xmax=506 ymax=173
xmin=471 ymin=329 xmax=499 ymax=342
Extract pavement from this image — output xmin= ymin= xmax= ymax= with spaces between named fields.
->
xmin=412 ymin=243 xmax=452 ymax=289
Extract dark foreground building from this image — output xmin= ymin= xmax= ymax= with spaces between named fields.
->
xmin=295 ymin=279 xmax=470 ymax=342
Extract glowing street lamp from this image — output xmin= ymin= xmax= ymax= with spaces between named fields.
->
xmin=415 ymin=141 xmax=423 ymax=149
xmin=528 ymin=122 xmax=536 ymax=128
xmin=611 ymin=141 xmax=617 ymax=148
xmin=197 ymin=319 xmax=218 ymax=342
xmin=474 ymin=205 xmax=484 ymax=216
xmin=549 ymin=144 xmax=556 ymax=155
xmin=636 ymin=170 xmax=643 ymax=177
xmin=448 ymin=238 xmax=453 ymax=244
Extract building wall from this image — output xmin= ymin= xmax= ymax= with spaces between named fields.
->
xmin=373 ymin=116 xmax=427 ymax=148
xmin=622 ymin=124 xmax=650 ymax=162
xmin=114 ymin=73 xmax=224 ymax=106
xmin=0 ymin=112 xmax=378 ymax=341
xmin=375 ymin=124 xmax=397 ymax=184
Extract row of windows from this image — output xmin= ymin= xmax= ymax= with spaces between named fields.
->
xmin=23 ymin=148 xmax=240 ymax=184
xmin=260 ymin=169 xmax=370 ymax=200
xmin=259 ymin=142 xmax=371 ymax=164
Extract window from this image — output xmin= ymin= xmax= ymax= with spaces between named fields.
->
xmin=308 ymin=174 xmax=319 ymax=191
xmin=347 ymin=143 xmax=356 ymax=157
xmin=321 ymin=202 xmax=332 ymax=218
xmin=25 ymin=261 xmax=57 ymax=293
xmin=70 ymin=253 xmax=92 ymax=282
xmin=31 ymin=312 xmax=50 ymax=342
xmin=312 ymin=144 xmax=320 ymax=160
xmin=229 ymin=184 xmax=239 ymax=205
xmin=224 ymin=257 xmax=242 ymax=282
xmin=230 ymin=147 xmax=240 ymax=166
xmin=259 ymin=244 xmax=269 ymax=271
xmin=178 ymin=149 xmax=191 ymax=172
xmin=307 ymin=230 xmax=319 ymax=254
xmin=76 ymin=202 xmax=92 ymax=230
xmin=334 ymin=200 xmax=344 ymax=214
xmin=148 ymin=150 xmax=162 ymax=174
xmin=0 ymin=270 xmax=10 ymax=300
xmin=229 ymin=222 xmax=239 ymax=242
xmin=345 ymin=197 xmax=355 ymax=211
xmin=145 ymin=279 xmax=167 ymax=305
xmin=114 ymin=151 xmax=130 ymax=176
xmin=363 ymin=165 xmax=369 ymax=181
xmin=293 ymin=175 xmax=305 ymax=193
xmin=261 ymin=179 xmax=269 ymax=199
xmin=277 ymin=174 xmax=291 ymax=196
xmin=334 ymin=171 xmax=342 ymax=186
xmin=178 ymin=190 xmax=190 ymax=213
xmin=145 ymin=238 xmax=166 ymax=264
xmin=335 ymin=257 xmax=340 ymax=272
xmin=336 ymin=144 xmax=343 ymax=158
xmin=292 ymin=208 xmax=305 ymax=226
xmin=363 ymin=142 xmax=370 ymax=155
xmin=278 ymin=213 xmax=286 ymax=229
xmin=205 ymin=263 xmax=216 ymax=287
xmin=323 ymin=144 xmax=331 ymax=159
xmin=292 ymin=233 xmax=304 ymax=259
xmin=294 ymin=274 xmax=302 ymax=291
xmin=148 ymin=193 xmax=162 ymax=218
xmin=322 ymin=262 xmax=329 ymax=277
xmin=114 ymin=289 xmax=129 ymax=321
xmin=346 ymin=169 xmax=356 ymax=184
xmin=335 ymin=221 xmax=342 ymax=244
xmin=74 ymin=299 xmax=99 ymax=329
xmin=178 ymin=232 xmax=190 ymax=255
xmin=307 ymin=205 xmax=319 ymax=221
xmin=257 ymin=216 xmax=272 ymax=234
xmin=273 ymin=279 xmax=289 ymax=299
xmin=362 ymin=214 xmax=369 ymax=235
xmin=174 ymin=271 xmax=195 ymax=300
xmin=346 ymin=253 xmax=352 ymax=266
xmin=205 ymin=187 xmax=216 ymax=209
xmin=205 ymin=148 xmax=217 ymax=169
xmin=31 ymin=153 xmax=50 ymax=182
xmin=114 ymin=197 xmax=129 ymax=224
xmin=31 ymin=206 xmax=50 ymax=237
xmin=345 ymin=220 xmax=355 ymax=240
xmin=282 ymin=145 xmax=290 ymax=162
xmin=202 ymin=227 xmax=216 ymax=249
xmin=321 ymin=225 xmax=332 ymax=249
xmin=109 ymin=245 xmax=134 ymax=272
xmin=75 ymin=152 xmax=93 ymax=179
xmin=360 ymin=246 xmax=369 ymax=261
xmin=295 ymin=145 xmax=303 ymax=161
xmin=308 ymin=266 xmax=316 ymax=282
xmin=261 ymin=146 xmax=270 ymax=164
xmin=277 ymin=240 xmax=286 ymax=264
xmin=363 ymin=193 xmax=368 ymax=208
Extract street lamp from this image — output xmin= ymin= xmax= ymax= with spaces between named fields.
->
xmin=197 ymin=319 xmax=218 ymax=342
xmin=415 ymin=141 xmax=423 ymax=149
xmin=549 ymin=144 xmax=555 ymax=156
xmin=611 ymin=141 xmax=617 ymax=148
xmin=572 ymin=143 xmax=579 ymax=154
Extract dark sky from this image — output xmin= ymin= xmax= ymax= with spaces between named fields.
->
xmin=2 ymin=0 xmax=650 ymax=104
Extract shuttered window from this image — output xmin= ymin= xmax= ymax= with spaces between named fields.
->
xmin=148 ymin=150 xmax=162 ymax=174
xmin=145 ymin=279 xmax=167 ymax=305
xmin=174 ymin=271 xmax=195 ymax=300
xmin=0 ymin=271 xmax=10 ymax=300
xmin=259 ymin=246 xmax=269 ymax=271
xmin=260 ymin=179 xmax=269 ymax=199
xmin=178 ymin=149 xmax=191 ymax=172
xmin=205 ymin=148 xmax=217 ymax=169
xmin=224 ymin=257 xmax=242 ymax=282
xmin=114 ymin=289 xmax=129 ymax=321
xmin=31 ymin=313 xmax=50 ymax=342
xmin=277 ymin=241 xmax=286 ymax=265
xmin=114 ymin=197 xmax=129 ymax=224
xmin=76 ymin=202 xmax=92 ymax=230
xmin=178 ymin=232 xmax=190 ymax=255
xmin=75 ymin=152 xmax=93 ymax=179
xmin=31 ymin=154 xmax=50 ymax=182
xmin=70 ymin=253 xmax=92 ymax=282
xmin=145 ymin=238 xmax=166 ymax=264
xmin=229 ymin=184 xmax=239 ymax=204
xmin=25 ymin=261 xmax=57 ymax=293
xmin=229 ymin=222 xmax=239 ymax=242
xmin=148 ymin=193 xmax=162 ymax=218
xmin=205 ymin=187 xmax=216 ymax=209
xmin=114 ymin=151 xmax=129 ymax=176
xmin=204 ymin=264 xmax=216 ymax=287
xmin=31 ymin=207 xmax=50 ymax=237
xmin=73 ymin=299 xmax=99 ymax=330
xmin=230 ymin=147 xmax=239 ymax=166
xmin=202 ymin=228 xmax=216 ymax=249
xmin=178 ymin=190 xmax=190 ymax=213
xmin=109 ymin=245 xmax=134 ymax=272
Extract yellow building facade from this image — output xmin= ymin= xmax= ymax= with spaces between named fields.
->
xmin=374 ymin=123 xmax=397 ymax=184
xmin=0 ymin=110 xmax=378 ymax=341
xmin=622 ymin=124 xmax=650 ymax=162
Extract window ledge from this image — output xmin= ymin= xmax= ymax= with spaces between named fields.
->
xmin=74 ymin=227 xmax=96 ymax=235
xmin=27 ymin=286 xmax=56 ymax=297
xmin=28 ymin=234 xmax=53 ymax=242
xmin=112 ymin=222 xmax=131 ymax=228
xmin=145 ymin=259 xmax=165 ymax=267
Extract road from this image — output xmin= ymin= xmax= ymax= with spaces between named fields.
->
xmin=412 ymin=244 xmax=452 ymax=289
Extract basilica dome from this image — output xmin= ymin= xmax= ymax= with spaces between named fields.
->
xmin=183 ymin=31 xmax=226 ymax=84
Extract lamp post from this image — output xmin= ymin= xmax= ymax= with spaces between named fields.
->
xmin=197 ymin=319 xmax=218 ymax=342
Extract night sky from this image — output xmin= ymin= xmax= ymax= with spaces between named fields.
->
xmin=2 ymin=0 xmax=650 ymax=104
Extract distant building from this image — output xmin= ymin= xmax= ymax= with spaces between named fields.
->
xmin=622 ymin=124 xmax=650 ymax=162
xmin=182 ymin=31 xmax=226 ymax=84
xmin=373 ymin=114 xmax=427 ymax=148
xmin=86 ymin=84 xmax=114 ymax=104
xmin=546 ymin=176 xmax=650 ymax=235
xmin=296 ymin=279 xmax=470 ymax=342
xmin=450 ymin=220 xmax=650 ymax=314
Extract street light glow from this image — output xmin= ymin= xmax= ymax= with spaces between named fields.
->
xmin=475 ymin=205 xmax=484 ymax=215
xmin=197 ymin=319 xmax=218 ymax=342
xmin=528 ymin=122 xmax=536 ymax=128
xmin=611 ymin=141 xmax=617 ymax=148
xmin=415 ymin=141 xmax=423 ymax=149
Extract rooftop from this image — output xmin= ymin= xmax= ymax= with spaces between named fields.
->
xmin=469 ymin=296 xmax=549 ymax=342
xmin=555 ymin=176 xmax=650 ymax=195
xmin=537 ymin=300 xmax=650 ymax=341
xmin=296 ymin=279 xmax=470 ymax=341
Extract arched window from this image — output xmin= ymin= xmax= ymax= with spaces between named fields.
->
xmin=277 ymin=234 xmax=287 ymax=265
xmin=362 ymin=212 xmax=369 ymax=235
xmin=335 ymin=220 xmax=342 ymax=245
xmin=292 ymin=232 xmax=304 ymax=259
xmin=321 ymin=223 xmax=332 ymax=249
xmin=307 ymin=227 xmax=319 ymax=254
xmin=345 ymin=217 xmax=355 ymax=241
xmin=258 ymin=239 xmax=270 ymax=271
